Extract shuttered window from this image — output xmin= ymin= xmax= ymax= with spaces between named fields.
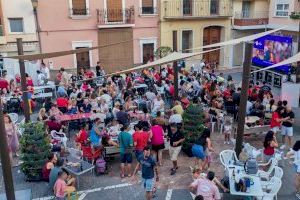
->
xmin=107 ymin=0 xmax=123 ymax=22
xmin=142 ymin=0 xmax=154 ymax=14
xmin=72 ymin=0 xmax=87 ymax=15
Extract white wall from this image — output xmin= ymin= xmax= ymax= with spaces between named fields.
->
xmin=2 ymin=0 xmax=36 ymax=34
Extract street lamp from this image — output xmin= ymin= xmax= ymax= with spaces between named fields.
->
xmin=31 ymin=0 xmax=38 ymax=11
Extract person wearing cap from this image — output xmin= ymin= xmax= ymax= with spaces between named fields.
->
xmin=168 ymin=123 xmax=185 ymax=175
xmin=133 ymin=146 xmax=159 ymax=200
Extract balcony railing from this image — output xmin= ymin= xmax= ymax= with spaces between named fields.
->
xmin=163 ymin=0 xmax=232 ymax=18
xmin=97 ymin=7 xmax=135 ymax=26
xmin=234 ymin=11 xmax=269 ymax=26
xmin=69 ymin=8 xmax=90 ymax=16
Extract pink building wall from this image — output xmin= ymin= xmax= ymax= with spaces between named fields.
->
xmin=37 ymin=0 xmax=159 ymax=70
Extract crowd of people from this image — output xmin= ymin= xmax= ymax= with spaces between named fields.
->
xmin=1 ymin=59 xmax=300 ymax=200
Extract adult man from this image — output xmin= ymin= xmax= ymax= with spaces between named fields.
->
xmin=89 ymin=118 xmax=103 ymax=147
xmin=37 ymin=70 xmax=46 ymax=86
xmin=60 ymin=68 xmax=69 ymax=85
xmin=116 ymin=105 xmax=130 ymax=125
xmin=189 ymin=171 xmax=221 ymax=200
xmin=133 ymin=146 xmax=159 ymax=200
xmin=41 ymin=62 xmax=50 ymax=79
xmin=280 ymin=107 xmax=295 ymax=150
xmin=168 ymin=123 xmax=185 ymax=175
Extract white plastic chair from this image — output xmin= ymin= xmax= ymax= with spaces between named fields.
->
xmin=8 ymin=113 xmax=18 ymax=124
xmin=219 ymin=150 xmax=239 ymax=169
xmin=68 ymin=147 xmax=82 ymax=160
xmin=261 ymin=177 xmax=282 ymax=200
xmin=257 ymin=158 xmax=279 ymax=180
xmin=15 ymin=118 xmax=25 ymax=136
xmin=260 ymin=166 xmax=283 ymax=189
xmin=51 ymin=130 xmax=68 ymax=148
xmin=209 ymin=114 xmax=217 ymax=133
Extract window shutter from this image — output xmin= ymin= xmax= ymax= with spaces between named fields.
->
xmin=107 ymin=0 xmax=123 ymax=22
xmin=72 ymin=0 xmax=86 ymax=9
xmin=142 ymin=0 xmax=153 ymax=7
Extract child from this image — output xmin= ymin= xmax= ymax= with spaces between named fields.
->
xmin=54 ymin=171 xmax=75 ymax=200
xmin=223 ymin=116 xmax=232 ymax=145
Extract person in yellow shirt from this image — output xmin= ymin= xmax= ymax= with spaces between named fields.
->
xmin=171 ymin=101 xmax=184 ymax=116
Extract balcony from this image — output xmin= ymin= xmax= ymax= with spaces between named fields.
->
xmin=69 ymin=8 xmax=90 ymax=19
xmin=97 ymin=7 xmax=135 ymax=28
xmin=290 ymin=12 xmax=300 ymax=19
xmin=234 ymin=11 xmax=269 ymax=26
xmin=163 ymin=0 xmax=232 ymax=19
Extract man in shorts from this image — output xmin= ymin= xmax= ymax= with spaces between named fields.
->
xmin=168 ymin=123 xmax=185 ymax=175
xmin=133 ymin=146 xmax=159 ymax=200
xmin=280 ymin=107 xmax=295 ymax=150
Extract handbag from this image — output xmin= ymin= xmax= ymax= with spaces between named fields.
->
xmin=120 ymin=132 xmax=134 ymax=154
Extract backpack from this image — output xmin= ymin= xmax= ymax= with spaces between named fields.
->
xmin=95 ymin=157 xmax=107 ymax=175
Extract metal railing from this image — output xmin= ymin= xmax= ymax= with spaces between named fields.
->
xmin=163 ymin=0 xmax=232 ymax=18
xmin=234 ymin=11 xmax=269 ymax=19
xmin=69 ymin=8 xmax=90 ymax=16
xmin=97 ymin=7 xmax=135 ymax=25
xmin=140 ymin=7 xmax=158 ymax=15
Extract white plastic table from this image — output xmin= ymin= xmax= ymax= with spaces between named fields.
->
xmin=228 ymin=166 xmax=264 ymax=198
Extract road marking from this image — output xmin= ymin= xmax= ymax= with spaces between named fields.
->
xmin=165 ymin=189 xmax=173 ymax=200
xmin=78 ymin=192 xmax=87 ymax=200
xmin=33 ymin=183 xmax=132 ymax=200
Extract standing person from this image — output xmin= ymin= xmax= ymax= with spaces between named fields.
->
xmin=270 ymin=107 xmax=283 ymax=134
xmin=132 ymin=122 xmax=149 ymax=160
xmin=223 ymin=116 xmax=232 ymax=145
xmin=280 ymin=107 xmax=295 ymax=150
xmin=263 ymin=131 xmax=279 ymax=162
xmin=286 ymin=141 xmax=300 ymax=198
xmin=132 ymin=146 xmax=159 ymax=200
xmin=89 ymin=118 xmax=103 ymax=148
xmin=150 ymin=119 xmax=165 ymax=166
xmin=41 ymin=62 xmax=50 ymax=80
xmin=42 ymin=153 xmax=57 ymax=182
xmin=4 ymin=115 xmax=19 ymax=165
xmin=189 ymin=171 xmax=221 ymax=200
xmin=60 ymin=68 xmax=69 ymax=86
xmin=118 ymin=124 xmax=134 ymax=178
xmin=168 ymin=123 xmax=185 ymax=175
xmin=37 ymin=70 xmax=46 ymax=86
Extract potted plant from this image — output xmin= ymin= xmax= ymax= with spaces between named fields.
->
xmin=181 ymin=104 xmax=206 ymax=157
xmin=20 ymin=122 xmax=51 ymax=181
xmin=290 ymin=12 xmax=300 ymax=19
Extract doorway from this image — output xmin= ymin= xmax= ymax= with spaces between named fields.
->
xmin=183 ymin=0 xmax=193 ymax=15
xmin=76 ymin=47 xmax=90 ymax=73
xmin=242 ymin=1 xmax=251 ymax=18
xmin=106 ymin=0 xmax=123 ymax=22
xmin=142 ymin=43 xmax=154 ymax=64
xmin=203 ymin=26 xmax=221 ymax=68
xmin=182 ymin=30 xmax=193 ymax=53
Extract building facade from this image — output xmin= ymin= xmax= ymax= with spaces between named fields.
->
xmin=0 ymin=0 xmax=39 ymax=57
xmin=36 ymin=0 xmax=159 ymax=73
xmin=159 ymin=0 xmax=233 ymax=69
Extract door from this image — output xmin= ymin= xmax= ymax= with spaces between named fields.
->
xmin=98 ymin=28 xmax=133 ymax=73
xmin=107 ymin=0 xmax=122 ymax=22
xmin=203 ymin=26 xmax=221 ymax=67
xmin=182 ymin=30 xmax=193 ymax=53
xmin=183 ymin=0 xmax=193 ymax=15
xmin=76 ymin=47 xmax=90 ymax=72
xmin=142 ymin=43 xmax=154 ymax=64
xmin=242 ymin=1 xmax=251 ymax=18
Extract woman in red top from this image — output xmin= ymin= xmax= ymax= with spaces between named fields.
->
xmin=56 ymin=95 xmax=69 ymax=113
xmin=75 ymin=123 xmax=89 ymax=146
xmin=132 ymin=122 xmax=149 ymax=160
xmin=270 ymin=107 xmax=283 ymax=134
xmin=263 ymin=131 xmax=278 ymax=162
xmin=26 ymin=73 xmax=34 ymax=87
xmin=42 ymin=153 xmax=57 ymax=182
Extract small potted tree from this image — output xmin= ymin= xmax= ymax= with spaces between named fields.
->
xmin=20 ymin=122 xmax=51 ymax=181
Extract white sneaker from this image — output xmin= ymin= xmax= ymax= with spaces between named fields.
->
xmin=224 ymin=141 xmax=227 ymax=144
xmin=227 ymin=141 xmax=230 ymax=145
xmin=280 ymin=145 xmax=286 ymax=150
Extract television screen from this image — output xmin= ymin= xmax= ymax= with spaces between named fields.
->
xmin=252 ymin=35 xmax=293 ymax=73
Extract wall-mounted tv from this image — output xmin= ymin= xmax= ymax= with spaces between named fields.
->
xmin=252 ymin=35 xmax=293 ymax=74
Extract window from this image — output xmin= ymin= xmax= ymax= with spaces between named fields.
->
xmin=72 ymin=0 xmax=87 ymax=15
xmin=275 ymin=3 xmax=289 ymax=16
xmin=141 ymin=0 xmax=155 ymax=14
xmin=9 ymin=18 xmax=23 ymax=33
xmin=173 ymin=31 xmax=178 ymax=52
xmin=182 ymin=30 xmax=193 ymax=53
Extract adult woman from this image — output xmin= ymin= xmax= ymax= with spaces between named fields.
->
xmin=37 ymin=108 xmax=49 ymax=122
xmin=265 ymin=99 xmax=277 ymax=119
xmin=49 ymin=104 xmax=63 ymax=119
xmin=42 ymin=153 xmax=57 ymax=182
xmin=152 ymin=94 xmax=164 ymax=116
xmin=124 ymin=96 xmax=135 ymax=111
xmin=192 ymin=135 xmax=207 ymax=171
xmin=9 ymin=79 xmax=16 ymax=92
xmin=150 ymin=119 xmax=165 ymax=166
xmin=75 ymin=123 xmax=89 ymax=147
xmin=141 ymin=107 xmax=151 ymax=122
xmin=132 ymin=122 xmax=149 ymax=160
xmin=26 ymin=73 xmax=34 ymax=87
xmin=286 ymin=141 xmax=300 ymax=198
xmin=270 ymin=107 xmax=283 ymax=134
xmin=201 ymin=129 xmax=214 ymax=169
xmin=263 ymin=131 xmax=278 ymax=162
xmin=4 ymin=115 xmax=19 ymax=164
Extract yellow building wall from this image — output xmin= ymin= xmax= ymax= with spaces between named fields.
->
xmin=160 ymin=19 xmax=232 ymax=67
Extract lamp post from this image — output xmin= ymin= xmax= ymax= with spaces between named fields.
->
xmin=31 ymin=0 xmax=42 ymax=54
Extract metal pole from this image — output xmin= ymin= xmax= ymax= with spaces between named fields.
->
xmin=33 ymin=8 xmax=42 ymax=53
xmin=296 ymin=22 xmax=300 ymax=83
xmin=0 ymin=99 xmax=16 ymax=200
xmin=173 ymin=61 xmax=179 ymax=100
xmin=235 ymin=42 xmax=253 ymax=156
xmin=17 ymin=38 xmax=31 ymax=122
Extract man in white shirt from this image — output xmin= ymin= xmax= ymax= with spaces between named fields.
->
xmin=37 ymin=70 xmax=46 ymax=86
xmin=41 ymin=63 xmax=50 ymax=79
xmin=100 ymin=90 xmax=112 ymax=106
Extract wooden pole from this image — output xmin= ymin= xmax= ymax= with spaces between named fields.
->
xmin=0 ymin=99 xmax=16 ymax=200
xmin=235 ymin=42 xmax=253 ymax=156
xmin=173 ymin=61 xmax=179 ymax=100
xmin=17 ymin=38 xmax=31 ymax=122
